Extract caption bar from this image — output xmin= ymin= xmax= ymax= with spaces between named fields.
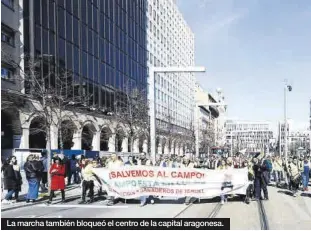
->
xmin=2 ymin=218 xmax=230 ymax=230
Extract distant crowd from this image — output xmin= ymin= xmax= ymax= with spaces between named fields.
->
xmin=1 ymin=151 xmax=310 ymax=207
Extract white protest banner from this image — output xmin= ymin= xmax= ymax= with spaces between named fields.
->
xmin=92 ymin=166 xmax=250 ymax=199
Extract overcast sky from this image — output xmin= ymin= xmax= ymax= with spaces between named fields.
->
xmin=177 ymin=0 xmax=311 ymax=132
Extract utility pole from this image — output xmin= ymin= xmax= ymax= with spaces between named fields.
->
xmin=284 ymin=81 xmax=292 ymax=163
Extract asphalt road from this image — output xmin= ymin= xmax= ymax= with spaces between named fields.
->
xmin=2 ymin=186 xmax=311 ymax=230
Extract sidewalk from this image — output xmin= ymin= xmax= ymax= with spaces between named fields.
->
xmin=1 ymin=172 xmax=81 ymax=212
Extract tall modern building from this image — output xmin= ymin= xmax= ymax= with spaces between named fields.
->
xmin=288 ymin=130 xmax=310 ymax=155
xmin=225 ymin=120 xmax=273 ymax=153
xmin=146 ymin=0 xmax=195 ymax=154
xmin=1 ymin=0 xmax=25 ymax=152
xmin=2 ymin=0 xmax=150 ymax=156
xmin=25 ymin=0 xmax=147 ymax=108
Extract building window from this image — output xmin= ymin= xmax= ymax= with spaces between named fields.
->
xmin=1 ymin=65 xmax=14 ymax=80
xmin=1 ymin=0 xmax=13 ymax=9
xmin=1 ymin=25 xmax=14 ymax=46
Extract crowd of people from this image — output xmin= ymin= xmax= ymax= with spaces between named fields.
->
xmin=1 ymin=151 xmax=310 ymax=207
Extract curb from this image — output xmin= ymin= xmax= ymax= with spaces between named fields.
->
xmin=1 ymin=186 xmax=80 ymax=212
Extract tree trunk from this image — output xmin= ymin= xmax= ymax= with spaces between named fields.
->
xmin=130 ymin=135 xmax=134 ymax=155
xmin=46 ymin=127 xmax=52 ymax=195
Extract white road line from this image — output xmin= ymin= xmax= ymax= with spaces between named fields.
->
xmin=36 ymin=204 xmax=129 ymax=209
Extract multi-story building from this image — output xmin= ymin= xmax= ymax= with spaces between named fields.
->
xmin=277 ymin=120 xmax=292 ymax=155
xmin=146 ymin=0 xmax=195 ymax=154
xmin=194 ymin=83 xmax=226 ymax=156
xmin=225 ymin=120 xmax=273 ymax=153
xmin=214 ymin=89 xmax=226 ymax=147
xmin=1 ymin=0 xmax=25 ymax=152
xmin=2 ymin=0 xmax=151 ymax=157
xmin=288 ymin=130 xmax=310 ymax=155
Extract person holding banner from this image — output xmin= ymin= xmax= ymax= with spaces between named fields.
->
xmin=79 ymin=160 xmax=98 ymax=204
xmin=218 ymin=158 xmax=234 ymax=204
xmin=159 ymin=155 xmax=172 ymax=168
xmin=181 ymin=154 xmax=196 ymax=205
xmin=104 ymin=153 xmax=123 ymax=206
xmin=124 ymin=156 xmax=135 ymax=166
xmin=137 ymin=152 xmax=155 ymax=206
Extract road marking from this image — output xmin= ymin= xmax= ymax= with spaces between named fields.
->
xmin=36 ymin=204 xmax=129 ymax=209
xmin=16 ymin=215 xmax=63 ymax=218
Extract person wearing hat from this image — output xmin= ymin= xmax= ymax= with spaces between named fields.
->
xmin=47 ymin=157 xmax=66 ymax=204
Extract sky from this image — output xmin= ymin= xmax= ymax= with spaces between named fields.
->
xmin=177 ymin=0 xmax=311 ymax=132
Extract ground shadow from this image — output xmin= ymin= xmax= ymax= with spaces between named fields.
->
xmin=277 ymin=190 xmax=294 ymax=196
xmin=300 ymin=192 xmax=311 ymax=198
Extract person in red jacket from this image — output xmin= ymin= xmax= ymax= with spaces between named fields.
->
xmin=47 ymin=157 xmax=66 ymax=204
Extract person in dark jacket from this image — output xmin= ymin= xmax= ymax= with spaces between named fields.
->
xmin=67 ymin=155 xmax=78 ymax=185
xmin=2 ymin=156 xmax=22 ymax=204
xmin=40 ymin=151 xmax=48 ymax=191
xmin=253 ymin=158 xmax=269 ymax=200
xmin=33 ymin=155 xmax=44 ymax=191
xmin=24 ymin=154 xmax=40 ymax=203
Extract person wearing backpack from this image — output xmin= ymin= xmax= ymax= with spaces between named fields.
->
xmin=263 ymin=156 xmax=273 ymax=184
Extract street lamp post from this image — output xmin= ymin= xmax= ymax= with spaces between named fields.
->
xmin=284 ymin=82 xmax=292 ymax=163
xmin=149 ymin=66 xmax=206 ymax=164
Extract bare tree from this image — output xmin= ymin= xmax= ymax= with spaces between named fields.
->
xmin=179 ymin=120 xmax=196 ymax=154
xmin=114 ymin=83 xmax=149 ymax=154
xmin=157 ymin=107 xmax=179 ymax=155
xmin=1 ymin=50 xmax=92 ymax=191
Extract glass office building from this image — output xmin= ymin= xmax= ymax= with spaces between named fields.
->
xmin=24 ymin=0 xmax=148 ymax=111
